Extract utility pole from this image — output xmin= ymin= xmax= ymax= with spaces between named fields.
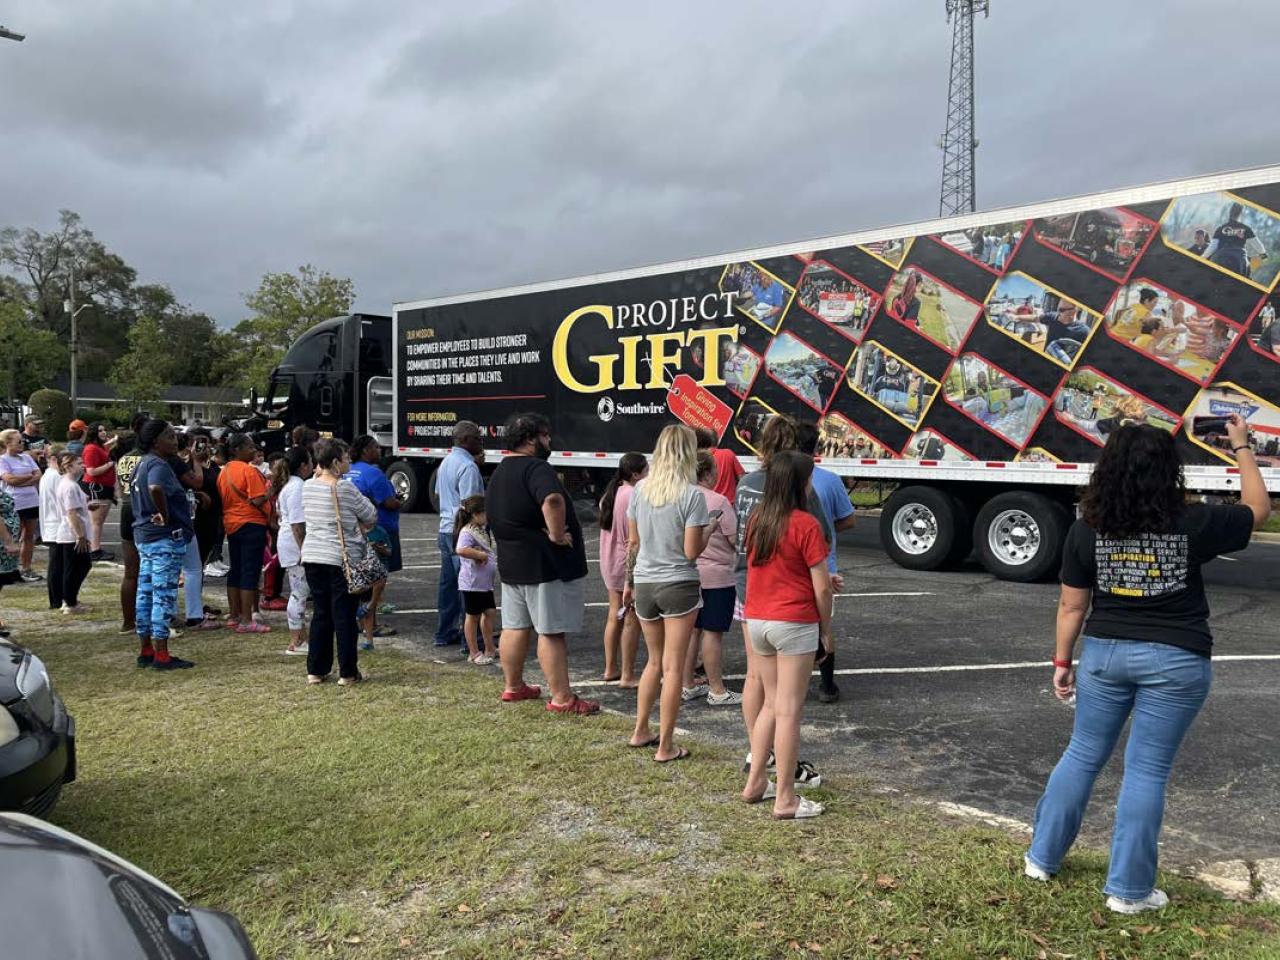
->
xmin=64 ymin=264 xmax=90 ymax=411
xmin=939 ymin=0 xmax=988 ymax=216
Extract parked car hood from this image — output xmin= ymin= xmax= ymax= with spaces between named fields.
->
xmin=0 ymin=813 xmax=257 ymax=959
xmin=0 ymin=639 xmax=26 ymax=704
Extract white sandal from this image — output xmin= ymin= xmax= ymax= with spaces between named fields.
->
xmin=744 ymin=781 xmax=777 ymax=805
xmin=773 ymin=796 xmax=825 ymax=820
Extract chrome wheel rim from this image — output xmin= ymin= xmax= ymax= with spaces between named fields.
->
xmin=988 ymin=509 xmax=1040 ymax=566
xmin=892 ymin=504 xmax=939 ymax=556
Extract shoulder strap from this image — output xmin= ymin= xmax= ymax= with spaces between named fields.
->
xmin=329 ymin=482 xmax=352 ymax=575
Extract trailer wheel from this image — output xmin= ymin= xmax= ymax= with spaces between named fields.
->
xmin=880 ymin=485 xmax=967 ymax=571
xmin=386 ymin=460 xmax=429 ymax=513
xmin=973 ymin=491 xmax=1066 ymax=582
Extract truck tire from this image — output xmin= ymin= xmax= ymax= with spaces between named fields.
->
xmin=386 ymin=460 xmax=428 ymax=513
xmin=973 ymin=491 xmax=1067 ymax=582
xmin=880 ymin=485 xmax=968 ymax=571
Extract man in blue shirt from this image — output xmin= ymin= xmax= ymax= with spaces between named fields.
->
xmin=433 ymin=421 xmax=484 ymax=646
xmin=750 ymin=275 xmax=786 ymax=324
xmin=797 ymin=423 xmax=856 ymax=703
xmin=348 ymin=435 xmax=404 ymax=638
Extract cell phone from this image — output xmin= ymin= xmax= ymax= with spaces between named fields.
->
xmin=708 ymin=508 xmax=724 ymax=520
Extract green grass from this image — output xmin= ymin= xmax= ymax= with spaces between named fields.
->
xmin=3 ymin=569 xmax=1279 ymax=959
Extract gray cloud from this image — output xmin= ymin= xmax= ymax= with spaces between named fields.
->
xmin=2 ymin=0 xmax=1280 ymax=328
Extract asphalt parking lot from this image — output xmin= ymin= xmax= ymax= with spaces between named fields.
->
xmin=100 ymin=513 xmax=1280 ymax=867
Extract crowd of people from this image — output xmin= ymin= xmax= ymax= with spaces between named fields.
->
xmin=435 ymin=411 xmax=847 ymax=817
xmin=2 ymin=400 xmax=1273 ymax=913
xmin=0 ymin=414 xmax=407 ymax=680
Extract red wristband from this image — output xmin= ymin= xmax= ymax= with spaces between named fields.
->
xmin=1052 ymin=657 xmax=1072 ymax=669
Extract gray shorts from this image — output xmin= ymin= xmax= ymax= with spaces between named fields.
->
xmin=501 ymin=578 xmax=585 ymax=636
xmin=746 ymin=619 xmax=820 ymax=657
xmin=633 ymin=580 xmax=702 ymax=621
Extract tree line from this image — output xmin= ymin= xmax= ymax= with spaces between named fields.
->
xmin=0 ymin=209 xmax=355 ymax=411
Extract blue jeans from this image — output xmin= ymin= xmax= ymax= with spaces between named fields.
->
xmin=1028 ymin=637 xmax=1211 ymax=899
xmin=434 ymin=530 xmax=463 ymax=644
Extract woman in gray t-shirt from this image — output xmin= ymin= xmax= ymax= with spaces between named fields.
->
xmin=623 ymin=425 xmax=714 ymax=762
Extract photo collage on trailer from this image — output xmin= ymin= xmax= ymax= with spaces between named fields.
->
xmin=717 ymin=184 xmax=1280 ymax=468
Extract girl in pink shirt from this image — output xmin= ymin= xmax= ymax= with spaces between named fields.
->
xmin=684 ymin=451 xmax=742 ymax=705
xmin=598 ymin=453 xmax=647 ymax=685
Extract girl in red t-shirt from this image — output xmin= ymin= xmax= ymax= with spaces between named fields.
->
xmin=82 ymin=423 xmax=119 ymax=560
xmin=742 ymin=451 xmax=833 ymax=820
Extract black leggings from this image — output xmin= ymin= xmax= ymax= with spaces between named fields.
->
xmin=53 ymin=543 xmax=92 ymax=607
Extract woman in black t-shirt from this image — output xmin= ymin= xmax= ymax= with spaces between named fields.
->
xmin=1025 ymin=418 xmax=1271 ymax=915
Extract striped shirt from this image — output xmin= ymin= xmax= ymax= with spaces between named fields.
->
xmin=300 ymin=477 xmax=377 ymax=567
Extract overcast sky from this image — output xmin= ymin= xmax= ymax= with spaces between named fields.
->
xmin=4 ymin=1 xmax=1280 ymax=326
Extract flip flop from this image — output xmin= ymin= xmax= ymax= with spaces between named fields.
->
xmin=744 ymin=781 xmax=777 ymax=805
xmin=773 ymin=797 xmax=825 ymax=820
xmin=601 ymin=674 xmax=622 ymax=683
xmin=654 ymin=746 xmax=691 ymax=763
xmin=628 ymin=735 xmax=660 ymax=749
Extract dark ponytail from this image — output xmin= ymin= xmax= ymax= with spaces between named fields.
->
xmin=599 ymin=452 xmax=647 ymax=531
xmin=453 ymin=495 xmax=487 ymax=548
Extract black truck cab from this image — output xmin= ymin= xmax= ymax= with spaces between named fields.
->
xmin=242 ymin=313 xmax=392 ymax=452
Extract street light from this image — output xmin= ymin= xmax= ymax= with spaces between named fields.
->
xmin=0 ymin=25 xmax=24 ymax=42
xmin=63 ymin=265 xmax=90 ymax=410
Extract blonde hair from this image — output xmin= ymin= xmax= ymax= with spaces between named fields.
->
xmin=0 ymin=428 xmax=19 ymax=448
xmin=641 ymin=424 xmax=697 ymax=508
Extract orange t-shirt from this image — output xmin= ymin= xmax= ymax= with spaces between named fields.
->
xmin=217 ymin=460 xmax=271 ymax=534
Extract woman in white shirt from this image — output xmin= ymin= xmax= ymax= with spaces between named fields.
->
xmin=53 ymin=450 xmax=93 ymax=613
xmin=38 ymin=453 xmax=64 ymax=609
xmin=270 ymin=447 xmax=314 ymax=656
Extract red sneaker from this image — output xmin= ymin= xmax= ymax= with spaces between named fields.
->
xmin=501 ymin=683 xmax=542 ymax=703
xmin=546 ymin=695 xmax=600 ymax=716
xmin=260 ymin=597 xmax=288 ymax=611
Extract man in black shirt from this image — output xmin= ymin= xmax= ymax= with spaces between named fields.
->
xmin=20 ymin=414 xmax=48 ymax=468
xmin=485 ymin=412 xmax=598 ymax=715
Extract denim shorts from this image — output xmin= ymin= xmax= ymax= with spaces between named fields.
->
xmin=227 ymin=523 xmax=268 ymax=590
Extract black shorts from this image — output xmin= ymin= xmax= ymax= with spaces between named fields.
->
xmin=85 ymin=481 xmax=116 ymax=504
xmin=17 ymin=506 xmax=38 ymax=523
xmin=462 ymin=590 xmax=495 ymax=616
xmin=382 ymin=527 xmax=403 ymax=574
xmin=695 ymin=586 xmax=736 ymax=633
xmin=119 ymin=503 xmax=134 ymax=543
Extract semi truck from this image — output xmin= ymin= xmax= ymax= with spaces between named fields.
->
xmin=254 ymin=165 xmax=1280 ymax=581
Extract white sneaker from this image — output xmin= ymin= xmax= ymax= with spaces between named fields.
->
xmin=681 ymin=684 xmax=710 ymax=702
xmin=707 ymin=689 xmax=744 ymax=706
xmin=203 ymin=562 xmax=227 ymax=578
xmin=1106 ymin=889 xmax=1169 ymax=915
xmin=1023 ymin=856 xmax=1052 ymax=882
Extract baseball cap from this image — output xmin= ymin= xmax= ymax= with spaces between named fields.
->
xmin=68 ymin=418 xmax=88 ymax=431
xmin=24 ymin=413 xmax=43 ymax=425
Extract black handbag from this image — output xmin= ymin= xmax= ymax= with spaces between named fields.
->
xmin=330 ymin=483 xmax=386 ymax=595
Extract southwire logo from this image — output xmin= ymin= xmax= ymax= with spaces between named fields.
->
xmin=597 ymin=398 xmax=666 ymax=421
